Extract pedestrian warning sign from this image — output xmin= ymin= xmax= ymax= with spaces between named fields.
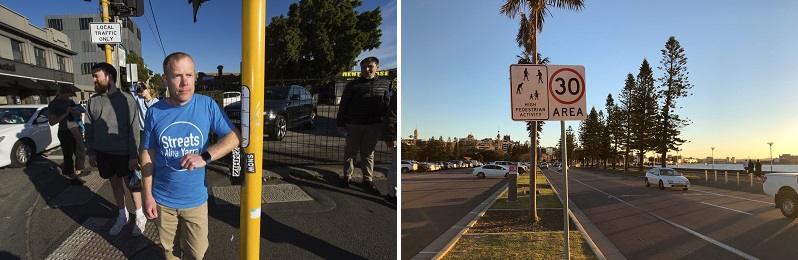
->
xmin=510 ymin=64 xmax=586 ymax=121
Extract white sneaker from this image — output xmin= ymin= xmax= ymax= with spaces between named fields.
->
xmin=110 ymin=213 xmax=129 ymax=236
xmin=132 ymin=215 xmax=147 ymax=236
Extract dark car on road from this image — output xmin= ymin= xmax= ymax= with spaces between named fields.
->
xmin=224 ymin=85 xmax=317 ymax=141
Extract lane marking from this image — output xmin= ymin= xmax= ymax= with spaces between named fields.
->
xmin=700 ymin=202 xmax=753 ymax=215
xmin=694 ymin=190 xmax=774 ymax=205
xmin=558 ymin=173 xmax=759 ymax=260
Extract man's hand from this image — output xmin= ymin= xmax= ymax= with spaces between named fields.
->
xmin=128 ymin=158 xmax=139 ymax=171
xmin=143 ymin=194 xmax=158 ymax=219
xmin=385 ymin=140 xmax=397 ymax=148
xmin=89 ymin=156 xmax=97 ymax=167
xmin=180 ymin=153 xmax=207 ymax=171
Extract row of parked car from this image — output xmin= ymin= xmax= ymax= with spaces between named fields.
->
xmin=401 ymin=160 xmax=485 ymax=173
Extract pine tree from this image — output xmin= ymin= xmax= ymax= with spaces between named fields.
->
xmin=656 ymin=36 xmax=692 ymax=167
xmin=630 ymin=59 xmax=659 ymax=171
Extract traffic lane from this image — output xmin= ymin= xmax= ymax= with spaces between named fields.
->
xmin=401 ymin=168 xmax=506 ymax=259
xmin=544 ymin=168 xmax=753 ymax=259
xmin=562 ymin=170 xmax=793 ymax=259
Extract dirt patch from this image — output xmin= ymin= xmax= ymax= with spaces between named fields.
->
xmin=469 ymin=209 xmax=577 ymax=233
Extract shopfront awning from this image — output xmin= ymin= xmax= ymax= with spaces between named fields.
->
xmin=13 ymin=77 xmax=47 ymax=90
xmin=58 ymin=83 xmax=82 ymax=92
xmin=37 ymin=80 xmax=60 ymax=90
xmin=0 ymin=75 xmax=16 ymax=88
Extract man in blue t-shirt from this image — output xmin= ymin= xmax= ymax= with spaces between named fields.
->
xmin=141 ymin=52 xmax=240 ymax=259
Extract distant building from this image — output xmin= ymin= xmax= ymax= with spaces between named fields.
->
xmin=0 ymin=5 xmax=78 ymax=104
xmin=44 ymin=13 xmax=142 ymax=97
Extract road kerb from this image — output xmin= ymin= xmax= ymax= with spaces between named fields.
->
xmin=411 ymin=183 xmax=507 ymax=260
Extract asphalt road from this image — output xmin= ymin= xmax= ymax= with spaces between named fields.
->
xmin=400 ymin=168 xmax=506 ymax=260
xmin=543 ymin=167 xmax=797 ymax=260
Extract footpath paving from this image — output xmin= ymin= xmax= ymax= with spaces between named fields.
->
xmin=413 ymin=167 xmax=768 ymax=260
xmin=7 ymin=154 xmax=396 ymax=260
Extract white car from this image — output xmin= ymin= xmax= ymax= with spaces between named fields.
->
xmin=472 ymin=164 xmax=510 ymax=179
xmin=0 ymin=105 xmax=60 ymax=168
xmin=645 ymin=168 xmax=690 ymax=191
xmin=401 ymin=160 xmax=418 ymax=173
xmin=222 ymin=91 xmax=241 ymax=107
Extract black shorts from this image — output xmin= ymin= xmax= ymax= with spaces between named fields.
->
xmin=96 ymin=151 xmax=133 ymax=179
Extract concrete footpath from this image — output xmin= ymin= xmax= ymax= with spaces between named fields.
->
xmin=3 ymin=154 xmax=396 ymax=260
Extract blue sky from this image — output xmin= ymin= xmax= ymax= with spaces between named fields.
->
xmin=2 ymin=0 xmax=397 ymax=73
xmin=401 ymin=0 xmax=798 ymax=160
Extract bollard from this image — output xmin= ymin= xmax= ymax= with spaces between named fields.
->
xmin=705 ymin=170 xmax=708 ymax=181
xmin=736 ymin=172 xmax=740 ymax=186
xmin=508 ymin=173 xmax=518 ymax=202
xmin=725 ymin=171 xmax=728 ymax=183
xmin=714 ymin=171 xmax=717 ymax=182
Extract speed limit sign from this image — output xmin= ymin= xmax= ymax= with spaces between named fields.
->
xmin=547 ymin=65 xmax=586 ymax=120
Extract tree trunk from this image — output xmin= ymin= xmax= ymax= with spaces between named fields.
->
xmin=530 ymin=121 xmax=539 ymax=222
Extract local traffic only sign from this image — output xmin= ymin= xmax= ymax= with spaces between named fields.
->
xmin=510 ymin=64 xmax=586 ymax=121
xmin=89 ymin=22 xmax=122 ymax=44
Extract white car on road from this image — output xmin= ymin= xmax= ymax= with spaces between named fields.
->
xmin=0 ymin=105 xmax=59 ymax=168
xmin=472 ymin=164 xmax=510 ymax=179
xmin=644 ymin=168 xmax=690 ymax=191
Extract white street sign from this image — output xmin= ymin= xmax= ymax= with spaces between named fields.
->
xmin=547 ymin=65 xmax=586 ymax=120
xmin=509 ymin=64 xmax=549 ymax=121
xmin=510 ymin=64 xmax=586 ymax=121
xmin=90 ymin=22 xmax=122 ymax=44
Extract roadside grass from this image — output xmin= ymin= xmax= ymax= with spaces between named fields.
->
xmin=491 ymin=173 xmax=562 ymax=209
xmin=443 ymin=232 xmax=598 ymax=260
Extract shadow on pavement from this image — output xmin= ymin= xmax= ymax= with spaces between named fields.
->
xmin=24 ymin=156 xmax=158 ymax=259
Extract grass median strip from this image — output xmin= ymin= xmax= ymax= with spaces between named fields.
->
xmin=440 ymin=171 xmax=598 ymax=259
xmin=443 ymin=232 xmax=597 ymax=260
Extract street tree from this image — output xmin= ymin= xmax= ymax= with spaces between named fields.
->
xmin=655 ymin=36 xmax=693 ymax=167
xmin=630 ymin=59 xmax=659 ymax=171
xmin=617 ymin=73 xmax=635 ymax=171
xmin=266 ymin=0 xmax=383 ymax=80
xmin=605 ymin=94 xmax=624 ymax=169
xmin=500 ymin=0 xmax=585 ymax=222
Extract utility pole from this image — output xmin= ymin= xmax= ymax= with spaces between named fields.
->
xmin=101 ymin=0 xmax=113 ymax=64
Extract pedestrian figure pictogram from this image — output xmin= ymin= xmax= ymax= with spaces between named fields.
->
xmin=516 ymin=83 xmax=523 ymax=94
xmin=537 ymin=70 xmax=543 ymax=83
xmin=524 ymin=68 xmax=529 ymax=81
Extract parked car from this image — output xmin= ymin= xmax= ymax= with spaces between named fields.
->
xmin=762 ymin=173 xmax=798 ymax=218
xmin=472 ymin=164 xmax=510 ymax=179
xmin=539 ymin=162 xmax=549 ymax=169
xmin=644 ymin=168 xmax=690 ymax=191
xmin=401 ymin=160 xmax=418 ymax=173
xmin=222 ymin=91 xmax=241 ymax=107
xmin=0 ymin=105 xmax=59 ymax=168
xmin=224 ymin=85 xmax=317 ymax=141
xmin=448 ymin=160 xmax=461 ymax=169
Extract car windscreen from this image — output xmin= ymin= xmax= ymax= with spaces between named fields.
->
xmin=264 ymin=87 xmax=290 ymax=100
xmin=660 ymin=169 xmax=682 ymax=176
xmin=0 ymin=108 xmax=36 ymax=124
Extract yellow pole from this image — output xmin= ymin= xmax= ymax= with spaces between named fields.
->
xmin=101 ymin=0 xmax=113 ymax=64
xmin=240 ymin=0 xmax=265 ymax=259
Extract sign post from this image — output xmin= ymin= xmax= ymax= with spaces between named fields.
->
xmin=508 ymin=164 xmax=518 ymax=202
xmin=510 ymin=64 xmax=586 ymax=260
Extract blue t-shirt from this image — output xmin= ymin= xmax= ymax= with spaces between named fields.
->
xmin=143 ymin=94 xmax=234 ymax=209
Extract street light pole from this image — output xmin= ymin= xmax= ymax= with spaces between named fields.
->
xmin=710 ymin=147 xmax=715 ymax=171
xmin=768 ymin=142 xmax=774 ymax=172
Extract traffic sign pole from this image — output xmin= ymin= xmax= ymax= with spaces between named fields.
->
xmin=561 ymin=120 xmax=569 ymax=259
xmin=100 ymin=0 xmax=113 ymax=64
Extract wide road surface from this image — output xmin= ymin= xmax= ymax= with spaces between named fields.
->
xmin=543 ymin=166 xmax=797 ymax=260
xmin=401 ymin=168 xmax=507 ymax=260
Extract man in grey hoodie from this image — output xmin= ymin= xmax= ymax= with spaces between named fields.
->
xmin=85 ymin=62 xmax=143 ymax=236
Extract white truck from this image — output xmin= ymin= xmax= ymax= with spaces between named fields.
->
xmin=762 ymin=173 xmax=798 ymax=218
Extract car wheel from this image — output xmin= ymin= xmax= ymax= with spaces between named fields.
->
xmin=683 ymin=188 xmax=689 ymax=191
xmin=645 ymin=178 xmax=651 ymax=187
xmin=780 ymin=194 xmax=798 ymax=218
xmin=268 ymin=115 xmax=287 ymax=141
xmin=504 ymin=173 xmax=509 ymax=179
xmin=401 ymin=167 xmax=408 ymax=173
xmin=658 ymin=180 xmax=665 ymax=190
xmin=9 ymin=140 xmax=33 ymax=168
xmin=477 ymin=172 xmax=485 ymax=179
xmin=304 ymin=109 xmax=316 ymax=129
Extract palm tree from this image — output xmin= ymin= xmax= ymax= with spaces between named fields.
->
xmin=501 ymin=0 xmax=585 ymax=222
xmin=501 ymin=0 xmax=585 ymax=64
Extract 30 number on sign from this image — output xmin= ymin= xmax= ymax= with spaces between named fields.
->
xmin=549 ymin=68 xmax=585 ymax=105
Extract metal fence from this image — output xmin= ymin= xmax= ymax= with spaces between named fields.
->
xmin=200 ymin=88 xmax=390 ymax=166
